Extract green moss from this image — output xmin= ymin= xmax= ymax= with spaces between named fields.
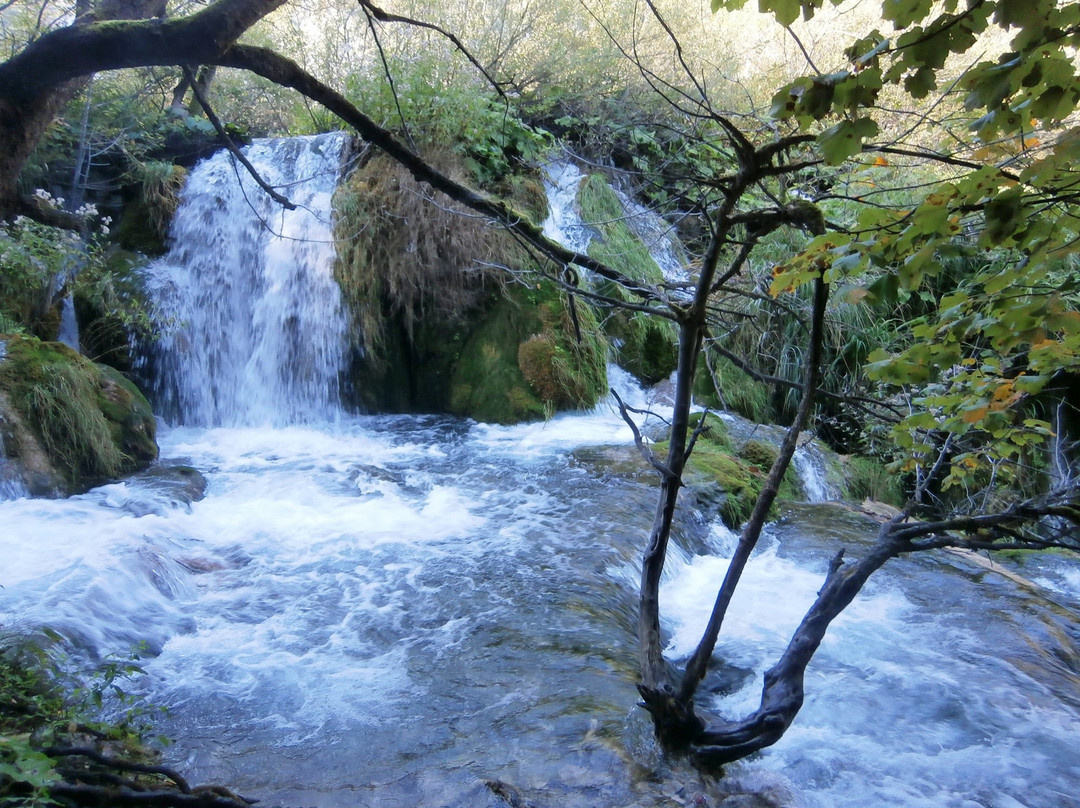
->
xmin=450 ymin=296 xmax=545 ymax=423
xmin=496 ymin=173 xmax=549 ymax=225
xmin=579 ymin=174 xmax=677 ymax=383
xmin=0 ymin=335 xmax=157 ymax=487
xmin=688 ymin=412 xmax=733 ymax=451
xmin=334 ymin=155 xmax=607 ymax=422
xmin=651 ymin=414 xmax=801 ymax=527
xmin=738 ymin=439 xmax=778 ymax=469
xmin=841 ymin=455 xmax=906 ymax=506
xmin=448 ymin=280 xmax=607 ymax=423
xmin=96 ymin=365 xmax=157 ymax=464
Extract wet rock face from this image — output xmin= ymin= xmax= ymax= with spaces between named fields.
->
xmin=0 ymin=334 xmax=159 ymax=496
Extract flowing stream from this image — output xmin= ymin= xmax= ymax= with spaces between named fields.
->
xmin=2 ymin=143 xmax=1080 ymax=807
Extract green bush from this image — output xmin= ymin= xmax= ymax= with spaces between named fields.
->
xmin=842 ymin=455 xmax=905 ymax=506
xmin=0 ymin=335 xmax=157 ymax=485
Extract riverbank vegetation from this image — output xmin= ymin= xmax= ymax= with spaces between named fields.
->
xmin=0 ymin=634 xmax=253 ymax=808
xmin=1 ymin=0 xmax=1078 ymax=788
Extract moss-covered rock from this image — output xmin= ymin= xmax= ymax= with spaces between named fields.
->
xmin=335 ymin=153 xmax=608 ymax=423
xmin=0 ymin=334 xmax=158 ymax=495
xmin=449 ymin=280 xmax=608 ymax=423
xmin=653 ymin=413 xmax=800 ymax=527
xmin=579 ymin=174 xmax=678 ymax=384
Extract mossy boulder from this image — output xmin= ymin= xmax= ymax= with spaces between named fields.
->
xmin=654 ymin=413 xmax=800 ymax=527
xmin=335 ymin=153 xmax=608 ymax=423
xmin=0 ymin=334 xmax=158 ymax=495
xmin=449 ymin=280 xmax=608 ymax=424
xmin=579 ymin=174 xmax=678 ymax=384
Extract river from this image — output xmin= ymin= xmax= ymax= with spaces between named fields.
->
xmin=2 ymin=136 xmax=1079 ymax=807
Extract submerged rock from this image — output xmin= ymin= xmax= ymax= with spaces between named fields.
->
xmin=0 ymin=334 xmax=158 ymax=496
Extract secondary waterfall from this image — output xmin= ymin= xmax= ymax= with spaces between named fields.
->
xmin=141 ymin=133 xmax=350 ymax=427
xmin=1 ymin=142 xmax=1079 ymax=807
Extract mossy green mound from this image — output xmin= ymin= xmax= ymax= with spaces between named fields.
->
xmin=653 ymin=413 xmax=800 ymax=527
xmin=0 ymin=334 xmax=157 ymax=493
xmin=450 ymin=280 xmax=608 ymax=423
xmin=579 ymin=174 xmax=678 ymax=384
xmin=335 ymin=153 xmax=608 ymax=423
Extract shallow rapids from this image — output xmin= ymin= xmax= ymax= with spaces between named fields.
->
xmin=3 ymin=399 xmax=1079 ymax=807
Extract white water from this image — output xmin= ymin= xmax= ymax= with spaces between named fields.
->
xmin=611 ymin=187 xmax=687 ymax=283
xmin=792 ymin=444 xmax=835 ymax=503
xmin=541 ymin=158 xmax=686 ymax=284
xmin=3 ymin=411 xmax=1079 ymax=807
xmin=141 ymin=133 xmax=350 ymax=427
xmin=541 ymin=159 xmax=593 ymax=254
xmin=658 ymin=512 xmax=1080 ymax=808
xmin=57 ymin=293 xmax=80 ymax=352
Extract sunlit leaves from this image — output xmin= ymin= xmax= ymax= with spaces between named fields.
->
xmin=882 ymin=0 xmax=934 ymax=29
xmin=706 ymin=0 xmax=1080 ymax=494
xmin=757 ymin=0 xmax=805 ymax=26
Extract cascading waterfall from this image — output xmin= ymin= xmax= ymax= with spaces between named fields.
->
xmin=792 ymin=444 xmax=835 ymax=502
xmin=141 ymin=133 xmax=350 ymax=427
xmin=541 ymin=159 xmax=593 ymax=253
xmin=57 ymin=293 xmax=80 ymax=352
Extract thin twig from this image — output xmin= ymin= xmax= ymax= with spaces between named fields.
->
xmin=182 ymin=65 xmax=295 ymax=210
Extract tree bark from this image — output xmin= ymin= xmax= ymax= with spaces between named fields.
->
xmin=677 ymin=275 xmax=829 ymax=704
xmin=0 ymin=0 xmax=288 ymax=218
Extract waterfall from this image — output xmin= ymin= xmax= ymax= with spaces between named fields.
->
xmin=541 ymin=159 xmax=592 ymax=253
xmin=57 ymin=293 xmax=80 ymax=352
xmin=611 ymin=187 xmax=688 ymax=284
xmin=541 ymin=158 xmax=686 ymax=284
xmin=141 ymin=133 xmax=350 ymax=427
xmin=792 ymin=445 xmax=835 ymax=503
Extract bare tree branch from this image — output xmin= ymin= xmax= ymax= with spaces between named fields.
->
xmin=181 ymin=64 xmax=295 ymax=210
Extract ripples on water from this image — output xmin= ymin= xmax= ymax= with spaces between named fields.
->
xmin=2 ymin=407 xmax=1079 ymax=808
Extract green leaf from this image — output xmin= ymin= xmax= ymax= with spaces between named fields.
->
xmin=818 ymin=117 xmax=879 ymax=164
xmin=758 ymin=0 xmax=803 ymax=26
xmin=882 ymin=0 xmax=934 ymax=28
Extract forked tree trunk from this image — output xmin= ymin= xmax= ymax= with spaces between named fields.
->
xmin=636 ymin=275 xmax=832 ymax=753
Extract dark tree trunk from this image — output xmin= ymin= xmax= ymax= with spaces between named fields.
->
xmin=0 ymin=0 xmax=289 ymax=219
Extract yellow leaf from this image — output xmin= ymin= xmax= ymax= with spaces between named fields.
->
xmin=991 ymin=381 xmax=1015 ymax=402
xmin=962 ymin=405 xmax=989 ymax=423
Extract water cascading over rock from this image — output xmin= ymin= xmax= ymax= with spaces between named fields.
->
xmin=142 ymin=133 xmax=351 ymax=427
